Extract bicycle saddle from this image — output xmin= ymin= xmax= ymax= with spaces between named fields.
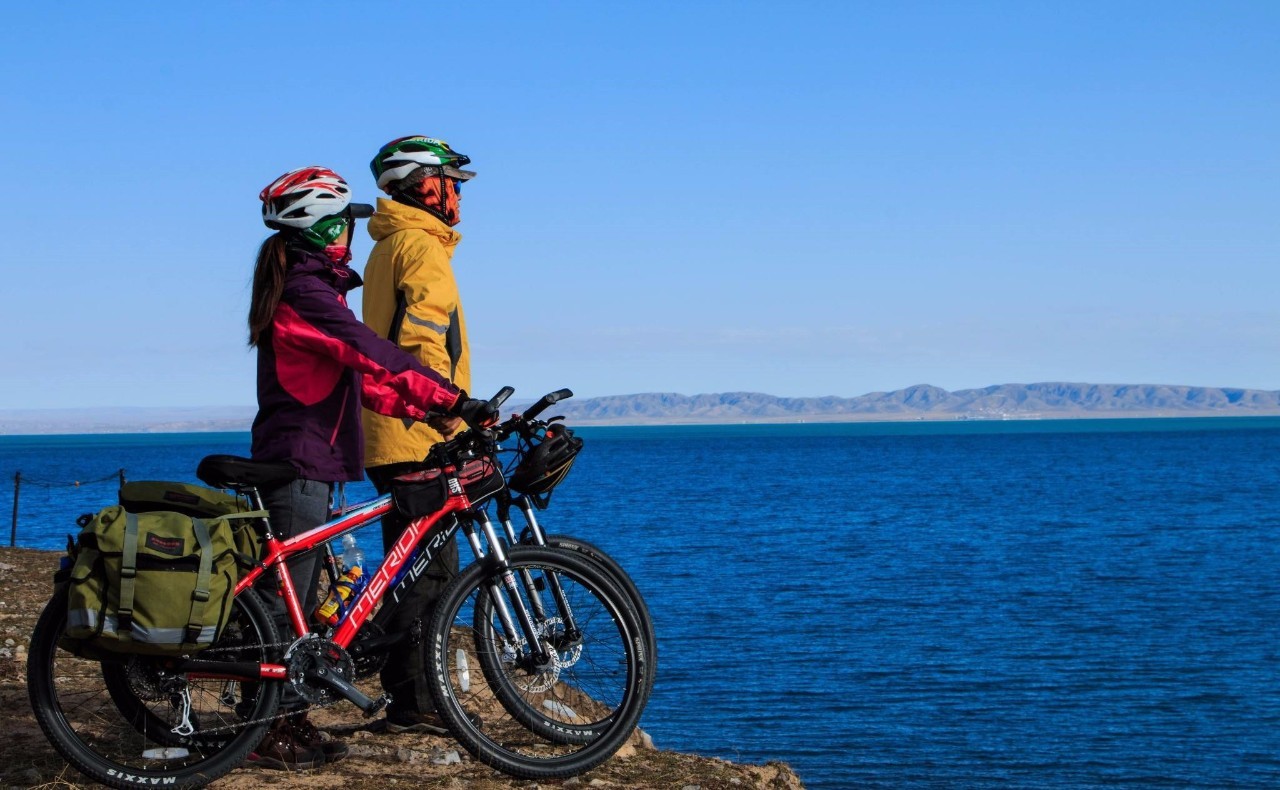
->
xmin=196 ymin=454 xmax=298 ymax=491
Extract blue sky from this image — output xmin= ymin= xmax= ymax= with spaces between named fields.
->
xmin=1 ymin=2 xmax=1276 ymax=409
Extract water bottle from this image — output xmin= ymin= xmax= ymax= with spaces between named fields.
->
xmin=314 ymin=534 xmax=367 ymax=625
xmin=340 ymin=533 xmax=365 ymax=575
xmin=315 ymin=565 xmax=363 ymax=626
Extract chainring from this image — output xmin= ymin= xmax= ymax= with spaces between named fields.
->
xmin=285 ymin=638 xmax=357 ymax=705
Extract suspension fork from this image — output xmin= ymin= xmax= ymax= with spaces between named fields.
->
xmin=493 ymin=499 xmax=581 ymax=643
xmin=463 ymin=512 xmax=553 ymax=665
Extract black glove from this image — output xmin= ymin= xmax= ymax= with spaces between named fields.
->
xmin=451 ymin=394 xmax=500 ymax=429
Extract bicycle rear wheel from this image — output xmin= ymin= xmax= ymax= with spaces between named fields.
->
xmin=426 ymin=546 xmax=653 ymax=779
xmin=27 ymin=588 xmax=282 ymax=789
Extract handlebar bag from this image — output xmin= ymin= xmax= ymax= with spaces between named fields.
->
xmin=391 ymin=456 xmax=505 ymax=520
xmin=61 ymin=504 xmax=262 ymax=657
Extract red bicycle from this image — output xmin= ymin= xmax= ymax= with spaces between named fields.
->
xmin=27 ymin=388 xmax=654 ymax=788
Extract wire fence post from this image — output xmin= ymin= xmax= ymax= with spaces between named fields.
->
xmin=10 ymin=471 xmax=19 ymax=547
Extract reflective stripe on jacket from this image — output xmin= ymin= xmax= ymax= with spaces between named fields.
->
xmin=362 ymin=198 xmax=472 ymax=468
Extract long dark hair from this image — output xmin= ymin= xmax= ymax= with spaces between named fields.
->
xmin=248 ymin=232 xmax=289 ymax=347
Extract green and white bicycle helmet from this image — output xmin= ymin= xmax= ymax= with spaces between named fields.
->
xmin=370 ymin=136 xmax=474 ymax=193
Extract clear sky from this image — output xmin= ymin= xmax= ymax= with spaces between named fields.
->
xmin=1 ymin=2 xmax=1276 ymax=410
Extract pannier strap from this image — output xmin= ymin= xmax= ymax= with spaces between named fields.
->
xmin=187 ymin=518 xmax=214 ymax=644
xmin=117 ymin=513 xmax=141 ymax=633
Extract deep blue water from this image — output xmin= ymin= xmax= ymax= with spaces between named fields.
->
xmin=3 ymin=418 xmax=1279 ymax=788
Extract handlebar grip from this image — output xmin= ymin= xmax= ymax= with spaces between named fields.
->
xmin=522 ymin=388 xmax=574 ymax=421
xmin=488 ymin=386 xmax=515 ymax=410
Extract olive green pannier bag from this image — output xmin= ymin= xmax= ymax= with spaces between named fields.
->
xmin=60 ymin=481 xmax=267 ymax=657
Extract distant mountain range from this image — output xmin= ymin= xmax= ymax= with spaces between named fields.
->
xmin=3 ymin=383 xmax=1280 ymax=434
xmin=551 ymin=383 xmax=1280 ymax=424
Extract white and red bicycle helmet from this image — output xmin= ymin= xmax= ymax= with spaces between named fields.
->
xmin=259 ymin=166 xmax=373 ymax=247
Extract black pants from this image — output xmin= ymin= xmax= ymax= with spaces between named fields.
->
xmin=367 ymin=462 xmax=460 ymax=716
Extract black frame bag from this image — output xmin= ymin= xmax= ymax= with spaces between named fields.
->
xmin=391 ymin=456 xmax=505 ymax=520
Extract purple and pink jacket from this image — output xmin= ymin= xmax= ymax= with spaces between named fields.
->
xmin=250 ymin=247 xmax=461 ymax=482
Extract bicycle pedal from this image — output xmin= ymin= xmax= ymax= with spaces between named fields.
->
xmin=364 ymin=694 xmax=391 ymax=719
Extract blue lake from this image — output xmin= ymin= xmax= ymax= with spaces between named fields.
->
xmin=4 ymin=417 xmax=1279 ymax=788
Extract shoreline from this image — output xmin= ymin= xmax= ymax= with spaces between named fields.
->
xmin=3 ymin=410 xmax=1280 ymax=437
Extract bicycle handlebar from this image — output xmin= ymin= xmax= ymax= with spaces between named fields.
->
xmin=521 ymin=388 xmax=573 ymax=422
xmin=487 ymin=385 xmax=515 ymax=411
xmin=426 ymin=386 xmax=574 ymax=466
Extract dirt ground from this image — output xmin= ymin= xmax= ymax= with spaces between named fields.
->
xmin=0 ymin=546 xmax=804 ymax=790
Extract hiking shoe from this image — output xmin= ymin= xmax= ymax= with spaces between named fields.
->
xmin=384 ymin=709 xmax=482 ymax=735
xmin=290 ymin=712 xmax=349 ymax=765
xmin=246 ymin=719 xmax=325 ymax=771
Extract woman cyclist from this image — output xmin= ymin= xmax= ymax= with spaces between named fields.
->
xmin=247 ymin=166 xmax=495 ymax=770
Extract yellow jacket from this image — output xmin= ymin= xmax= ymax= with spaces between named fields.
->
xmin=361 ymin=198 xmax=471 ymax=468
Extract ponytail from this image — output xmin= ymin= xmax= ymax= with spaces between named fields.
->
xmin=248 ymin=232 xmax=289 ymax=347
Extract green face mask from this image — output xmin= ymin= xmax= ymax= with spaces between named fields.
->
xmin=300 ymin=214 xmax=350 ymax=248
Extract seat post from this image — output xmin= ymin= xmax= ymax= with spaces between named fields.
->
xmin=245 ymin=487 xmax=273 ymax=539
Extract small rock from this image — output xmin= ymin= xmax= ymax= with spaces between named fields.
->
xmin=681 ymin=785 xmax=702 ymax=790
xmin=563 ymin=778 xmax=583 ymax=788
xmin=346 ymin=743 xmax=386 ymax=758
xmin=0 ymin=648 xmax=11 ymax=660
xmin=635 ymin=727 xmax=656 ymax=750
xmin=3 ymin=638 xmax=13 ymax=647
xmin=0 ymin=562 xmax=14 ymax=571
xmin=431 ymin=748 xmax=462 ymax=766
xmin=589 ymin=780 xmax=612 ymax=787
xmin=730 ymin=780 xmax=743 ymax=786
xmin=396 ymin=747 xmax=426 ymax=763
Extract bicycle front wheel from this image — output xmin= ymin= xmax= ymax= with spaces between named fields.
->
xmin=426 ymin=546 xmax=653 ymax=780
xmin=27 ymin=588 xmax=282 ymax=789
xmin=529 ymin=533 xmax=657 ymax=677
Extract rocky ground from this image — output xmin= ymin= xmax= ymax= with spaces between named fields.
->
xmin=0 ymin=547 xmax=803 ymax=789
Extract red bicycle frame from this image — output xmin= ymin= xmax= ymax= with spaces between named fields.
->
xmin=224 ymin=462 xmax=476 ymax=682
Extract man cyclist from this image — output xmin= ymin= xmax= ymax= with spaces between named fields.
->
xmin=361 ymin=135 xmax=479 ymax=734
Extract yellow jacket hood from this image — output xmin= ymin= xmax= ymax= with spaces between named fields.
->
xmin=367 ymin=197 xmax=462 ymax=249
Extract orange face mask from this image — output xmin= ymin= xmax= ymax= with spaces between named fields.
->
xmin=406 ymin=173 xmax=462 ymax=226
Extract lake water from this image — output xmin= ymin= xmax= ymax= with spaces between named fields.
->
xmin=4 ymin=418 xmax=1279 ymax=788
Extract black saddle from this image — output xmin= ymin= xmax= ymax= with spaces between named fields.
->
xmin=196 ymin=454 xmax=298 ymax=492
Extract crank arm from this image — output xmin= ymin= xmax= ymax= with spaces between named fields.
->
xmin=304 ymin=665 xmax=389 ymax=717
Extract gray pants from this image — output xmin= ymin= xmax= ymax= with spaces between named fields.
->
xmin=258 ymin=478 xmax=331 ymax=636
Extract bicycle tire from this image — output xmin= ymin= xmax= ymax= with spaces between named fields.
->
xmin=27 ymin=588 xmax=282 ymax=789
xmin=426 ymin=546 xmax=653 ymax=779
